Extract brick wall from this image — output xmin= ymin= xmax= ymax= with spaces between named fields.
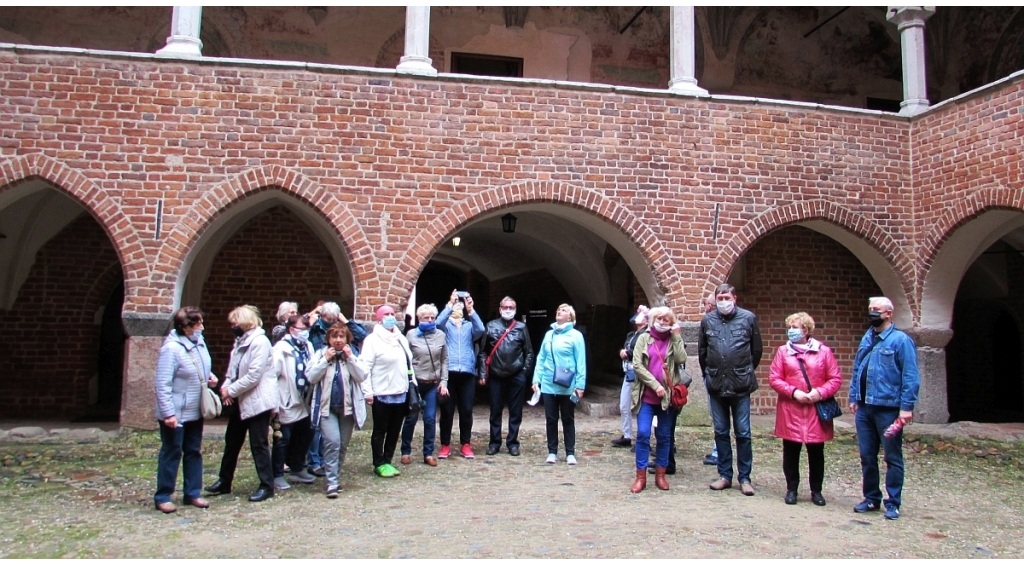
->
xmin=736 ymin=226 xmax=881 ymax=413
xmin=198 ymin=206 xmax=345 ymax=378
xmin=0 ymin=214 xmax=121 ymax=418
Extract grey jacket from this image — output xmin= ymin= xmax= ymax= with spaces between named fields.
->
xmin=406 ymin=328 xmax=449 ymax=385
xmin=154 ymin=332 xmax=212 ymax=423
xmin=224 ymin=327 xmax=278 ymax=420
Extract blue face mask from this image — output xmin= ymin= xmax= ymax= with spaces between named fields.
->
xmin=382 ymin=316 xmax=397 ymax=330
xmin=787 ymin=328 xmax=804 ymax=343
xmin=189 ymin=329 xmax=202 ymax=343
xmin=418 ymin=322 xmax=436 ymax=333
xmin=293 ymin=329 xmax=310 ymax=343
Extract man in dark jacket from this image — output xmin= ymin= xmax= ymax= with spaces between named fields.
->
xmin=478 ymin=296 xmax=534 ymax=456
xmin=698 ymin=284 xmax=763 ymax=496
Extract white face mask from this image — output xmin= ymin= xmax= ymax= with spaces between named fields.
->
xmin=653 ymin=322 xmax=670 ymax=333
xmin=717 ymin=300 xmax=735 ymax=315
xmin=500 ymin=309 xmax=516 ymax=321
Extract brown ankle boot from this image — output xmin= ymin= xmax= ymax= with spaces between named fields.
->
xmin=630 ymin=469 xmax=647 ymax=493
xmin=655 ymin=466 xmax=670 ymax=490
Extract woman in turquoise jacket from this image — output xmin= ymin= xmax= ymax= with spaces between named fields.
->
xmin=532 ymin=304 xmax=587 ymax=465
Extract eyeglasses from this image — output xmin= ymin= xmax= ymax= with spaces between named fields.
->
xmin=500 ymin=306 xmax=515 ymax=311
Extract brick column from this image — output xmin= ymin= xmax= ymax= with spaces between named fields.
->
xmin=887 ymin=6 xmax=935 ymax=116
xmin=906 ymin=327 xmax=952 ymax=424
xmin=396 ymin=6 xmax=437 ymax=76
xmin=120 ymin=313 xmax=173 ymax=430
xmin=668 ymin=6 xmax=708 ymax=96
xmin=156 ymin=6 xmax=204 ymax=58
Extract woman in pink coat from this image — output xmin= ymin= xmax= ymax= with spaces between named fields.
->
xmin=769 ymin=312 xmax=843 ymax=507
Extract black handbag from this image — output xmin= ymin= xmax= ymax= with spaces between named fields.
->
xmin=796 ymin=355 xmax=842 ymax=423
xmin=404 ymin=352 xmax=422 ymax=414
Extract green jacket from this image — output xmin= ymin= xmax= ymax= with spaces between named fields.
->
xmin=630 ymin=331 xmax=687 ymax=413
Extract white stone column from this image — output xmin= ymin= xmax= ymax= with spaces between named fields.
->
xmin=887 ymin=6 xmax=935 ymax=116
xmin=156 ymin=6 xmax=204 ymax=58
xmin=668 ymin=6 xmax=708 ymax=96
xmin=396 ymin=6 xmax=437 ymax=76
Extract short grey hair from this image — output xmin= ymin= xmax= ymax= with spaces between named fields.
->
xmin=320 ymin=302 xmax=341 ymax=320
xmin=868 ymin=297 xmax=894 ymax=312
xmin=276 ymin=301 xmax=298 ymax=323
xmin=416 ymin=303 xmax=438 ymax=318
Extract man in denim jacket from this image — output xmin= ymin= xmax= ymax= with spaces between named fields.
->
xmin=848 ymin=296 xmax=920 ymax=521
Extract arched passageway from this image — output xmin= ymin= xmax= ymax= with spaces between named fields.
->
xmin=0 ymin=182 xmax=125 ymax=421
xmin=413 ymin=205 xmax=661 ymax=385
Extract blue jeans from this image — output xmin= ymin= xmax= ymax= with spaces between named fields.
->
xmin=855 ymin=403 xmax=905 ymax=509
xmin=709 ymin=394 xmax=753 ymax=483
xmin=401 ymin=382 xmax=439 ymax=457
xmin=155 ymin=418 xmax=204 ymax=505
xmin=306 ymin=429 xmax=323 ymax=470
xmin=635 ymin=402 xmax=674 ymax=470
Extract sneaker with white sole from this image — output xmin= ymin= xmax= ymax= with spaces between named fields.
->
xmin=288 ymin=470 xmax=317 ymax=484
xmin=273 ymin=476 xmax=291 ymax=491
xmin=545 ymin=453 xmax=557 ymax=464
xmin=566 ymin=454 xmax=577 ymax=465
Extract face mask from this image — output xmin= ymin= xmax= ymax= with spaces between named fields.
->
xmin=787 ymin=328 xmax=804 ymax=343
xmin=382 ymin=316 xmax=397 ymax=330
xmin=500 ymin=309 xmax=516 ymax=321
xmin=189 ymin=329 xmax=202 ymax=342
xmin=418 ymin=322 xmax=436 ymax=333
xmin=717 ymin=300 xmax=735 ymax=315
xmin=868 ymin=310 xmax=885 ymax=327
xmin=653 ymin=322 xmax=670 ymax=333
xmin=231 ymin=326 xmax=245 ymax=338
xmin=319 ymin=318 xmax=335 ymax=330
xmin=293 ymin=329 xmax=310 ymax=343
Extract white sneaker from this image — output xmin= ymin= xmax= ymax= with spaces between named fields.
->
xmin=545 ymin=453 xmax=557 ymax=464
xmin=273 ymin=476 xmax=291 ymax=491
xmin=566 ymin=454 xmax=578 ymax=466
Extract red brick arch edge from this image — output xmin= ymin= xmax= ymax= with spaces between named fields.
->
xmin=153 ymin=165 xmax=375 ymax=313
xmin=0 ymin=153 xmax=145 ymax=299
xmin=704 ymin=199 xmax=917 ymax=312
xmin=919 ymin=186 xmax=1024 ymax=274
xmin=388 ymin=180 xmax=681 ymax=309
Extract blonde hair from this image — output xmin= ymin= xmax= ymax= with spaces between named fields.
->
xmin=416 ymin=303 xmax=438 ymax=318
xmin=228 ymin=305 xmax=263 ymax=331
xmin=557 ymin=303 xmax=576 ymax=323
xmin=647 ymin=306 xmax=675 ymax=325
xmin=785 ymin=312 xmax=815 ymax=336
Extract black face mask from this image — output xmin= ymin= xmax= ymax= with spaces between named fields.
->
xmin=868 ymin=311 xmax=885 ymax=328
xmin=231 ymin=326 xmax=245 ymax=338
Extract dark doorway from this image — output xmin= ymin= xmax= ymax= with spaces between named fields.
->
xmin=451 ymin=52 xmax=524 ymax=77
xmin=88 ymin=280 xmax=125 ymax=421
xmin=992 ymin=311 xmax=1024 ymax=412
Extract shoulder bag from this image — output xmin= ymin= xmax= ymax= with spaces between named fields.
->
xmin=551 ymin=336 xmax=576 ymax=388
xmin=484 ymin=321 xmax=517 ymax=377
xmin=183 ymin=340 xmax=221 ymax=419
xmin=796 ymin=355 xmax=841 ymax=423
xmin=403 ymin=350 xmax=422 ymax=415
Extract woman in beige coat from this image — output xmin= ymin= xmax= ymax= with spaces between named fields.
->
xmin=205 ymin=305 xmax=279 ymax=503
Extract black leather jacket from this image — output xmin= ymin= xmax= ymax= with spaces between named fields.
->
xmin=698 ymin=306 xmax=763 ymax=397
xmin=478 ymin=318 xmax=534 ymax=378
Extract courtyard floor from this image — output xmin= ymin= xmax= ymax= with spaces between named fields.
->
xmin=1 ymin=407 xmax=1023 ymax=558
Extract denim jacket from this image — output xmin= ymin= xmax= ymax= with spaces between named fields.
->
xmin=848 ymin=324 xmax=920 ymax=411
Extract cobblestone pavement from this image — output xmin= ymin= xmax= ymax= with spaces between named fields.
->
xmin=2 ymin=407 xmax=1023 ymax=558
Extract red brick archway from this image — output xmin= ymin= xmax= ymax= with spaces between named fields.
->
xmin=388 ymin=180 xmax=681 ymax=310
xmin=705 ymin=199 xmax=916 ymax=323
xmin=0 ymin=154 xmax=143 ymax=307
xmin=153 ymin=165 xmax=376 ymax=313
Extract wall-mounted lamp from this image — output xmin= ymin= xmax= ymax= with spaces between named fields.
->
xmin=308 ymin=6 xmax=328 ymax=26
xmin=501 ymin=213 xmax=517 ymax=233
xmin=452 ymin=236 xmax=461 ymax=247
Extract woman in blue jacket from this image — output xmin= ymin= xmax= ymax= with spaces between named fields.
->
xmin=435 ymin=290 xmax=486 ymax=460
xmin=532 ymin=304 xmax=586 ymax=465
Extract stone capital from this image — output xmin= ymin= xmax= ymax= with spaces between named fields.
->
xmin=904 ymin=327 xmax=953 ymax=349
xmin=886 ymin=6 xmax=936 ymax=31
xmin=122 ymin=312 xmax=172 ymax=337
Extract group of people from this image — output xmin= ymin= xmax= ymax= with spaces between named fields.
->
xmin=154 ymin=285 xmax=921 ymax=521
xmin=613 ymin=284 xmax=920 ymax=521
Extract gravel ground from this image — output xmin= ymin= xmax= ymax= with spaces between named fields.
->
xmin=2 ymin=408 xmax=1023 ymax=558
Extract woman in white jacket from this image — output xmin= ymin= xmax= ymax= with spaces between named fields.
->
xmin=307 ymin=323 xmax=367 ymax=497
xmin=153 ymin=306 xmax=218 ymax=514
xmin=205 ymin=305 xmax=278 ymax=503
xmin=358 ymin=305 xmax=415 ymax=478
xmin=269 ymin=315 xmax=317 ymax=491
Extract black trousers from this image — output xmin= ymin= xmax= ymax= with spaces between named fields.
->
xmin=488 ymin=370 xmax=526 ymax=449
xmin=272 ymin=416 xmax=313 ymax=478
xmin=217 ymin=408 xmax=274 ymax=491
xmin=542 ymin=393 xmax=576 ymax=455
xmin=782 ymin=439 xmax=825 ymax=493
xmin=371 ymin=401 xmax=408 ymax=468
xmin=440 ymin=371 xmax=477 ymax=446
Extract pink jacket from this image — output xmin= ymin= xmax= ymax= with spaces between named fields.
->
xmin=768 ymin=339 xmax=843 ymax=444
